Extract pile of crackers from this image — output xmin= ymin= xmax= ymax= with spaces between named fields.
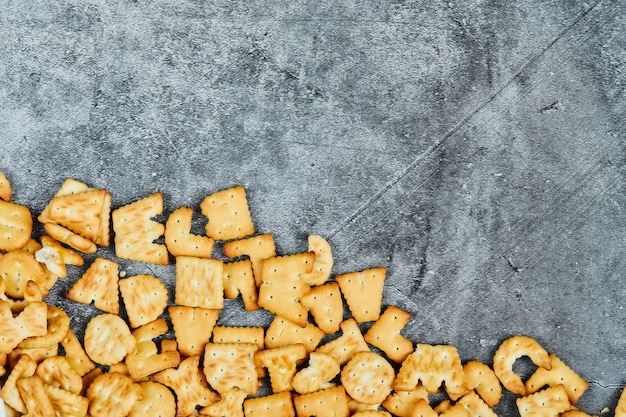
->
xmin=0 ymin=170 xmax=625 ymax=417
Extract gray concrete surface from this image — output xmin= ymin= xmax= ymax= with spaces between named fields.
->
xmin=1 ymin=0 xmax=625 ymax=415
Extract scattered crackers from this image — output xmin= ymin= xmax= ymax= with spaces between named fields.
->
xmin=0 ymin=175 xmax=609 ymax=417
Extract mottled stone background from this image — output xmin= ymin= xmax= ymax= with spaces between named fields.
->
xmin=1 ymin=0 xmax=625 ymax=414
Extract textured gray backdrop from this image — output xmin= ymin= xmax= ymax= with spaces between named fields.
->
xmin=1 ymin=0 xmax=625 ymax=415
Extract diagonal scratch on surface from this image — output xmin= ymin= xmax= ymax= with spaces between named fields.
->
xmin=327 ymin=0 xmax=604 ymax=241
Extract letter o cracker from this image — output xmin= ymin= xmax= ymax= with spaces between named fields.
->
xmin=493 ymin=335 xmax=551 ymax=396
xmin=84 ymin=313 xmax=136 ymax=365
xmin=340 ymin=351 xmax=395 ymax=405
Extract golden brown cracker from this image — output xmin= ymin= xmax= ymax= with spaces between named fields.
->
xmin=257 ymin=252 xmax=314 ymax=327
xmin=314 ymin=318 xmax=370 ymax=365
xmin=38 ymin=178 xmax=92 ymax=225
xmin=84 ymin=313 xmax=136 ymax=365
xmin=61 ymin=327 xmax=96 ymax=376
xmin=212 ymin=325 xmax=264 ymax=349
xmin=265 ymin=316 xmax=325 ymax=353
xmin=243 ymin=391 xmax=295 ymax=417
xmin=300 ymin=282 xmax=343 ymax=334
xmin=341 ymin=351 xmax=396 ymax=405
xmin=112 ymin=191 xmax=169 ymax=265
xmin=203 ymin=342 xmax=259 ymax=395
xmin=36 ymin=355 xmax=83 ymax=394
xmin=335 ymin=267 xmax=386 ymax=323
xmin=17 ymin=375 xmax=56 ymax=417
xmin=301 ymin=234 xmax=334 ymax=286
xmin=0 ymin=171 xmax=11 ymax=201
xmin=394 ymin=344 xmax=468 ymax=400
xmin=128 ymin=381 xmax=177 ymax=417
xmin=493 ymin=335 xmax=551 ymax=396
xmin=254 ymin=344 xmax=308 ymax=393
xmin=169 ymin=305 xmax=220 ymax=357
xmin=0 ymin=353 xmax=38 ymax=413
xmin=200 ymin=185 xmax=255 ymax=241
xmin=223 ymin=233 xmax=276 ymax=286
xmin=18 ymin=304 xmax=70 ymax=349
xmin=293 ymin=385 xmax=350 ymax=417
xmin=0 ymin=201 xmax=32 ymax=252
xmin=66 ymin=257 xmax=120 ymax=314
xmin=223 ymin=259 xmax=259 ymax=311
xmin=153 ymin=355 xmax=221 ymax=417
xmin=119 ymin=273 xmax=168 ymax=328
xmin=292 ymin=351 xmax=341 ymax=395
xmin=165 ymin=206 xmax=215 ymax=258
xmin=381 ymin=386 xmax=430 ymax=417
xmin=463 ymin=360 xmax=502 ymax=408
xmin=0 ymin=250 xmax=46 ymax=299
xmin=199 ymin=387 xmax=247 ymax=417
xmin=35 ymin=234 xmax=84 ymax=278
xmin=515 ymin=384 xmax=571 ymax=417
xmin=49 ymin=188 xmax=109 ymax=243
xmin=126 ymin=340 xmax=181 ymax=381
xmin=44 ymin=384 xmax=90 ymax=417
xmin=174 ymin=256 xmax=224 ymax=309
xmin=44 ymin=222 xmax=97 ymax=254
xmin=87 ymin=372 xmax=143 ymax=417
xmin=0 ymin=300 xmax=47 ymax=354
xmin=524 ymin=353 xmax=588 ymax=404
xmin=364 ymin=305 xmax=414 ymax=363
xmin=457 ymin=391 xmax=497 ymax=417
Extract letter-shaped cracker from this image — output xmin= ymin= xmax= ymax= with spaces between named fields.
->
xmin=119 ymin=274 xmax=168 ymax=328
xmin=265 ymin=316 xmax=325 ymax=353
xmin=0 ymin=300 xmax=47 ymax=354
xmin=200 ymin=185 xmax=255 ymax=241
xmin=493 ymin=335 xmax=551 ymax=396
xmin=301 ymin=234 xmax=334 ymax=286
xmin=223 ymin=259 xmax=258 ymax=311
xmin=257 ymin=252 xmax=314 ymax=327
xmin=463 ymin=360 xmax=502 ymax=407
xmin=300 ymin=282 xmax=343 ymax=335
xmin=524 ymin=353 xmax=588 ymax=404
xmin=83 ymin=313 xmax=136 ymax=366
xmin=199 ymin=387 xmax=247 ymax=417
xmin=66 ymin=257 xmax=120 ymax=314
xmin=381 ymin=386 xmax=429 ymax=417
xmin=243 ymin=391 xmax=295 ymax=417
xmin=292 ymin=352 xmax=341 ymax=395
xmin=314 ymin=319 xmax=370 ymax=366
xmin=255 ymin=344 xmax=308 ymax=393
xmin=293 ymin=386 xmax=350 ymax=417
xmin=364 ymin=305 xmax=414 ymax=363
xmin=165 ymin=206 xmax=214 ymax=258
xmin=203 ymin=343 xmax=259 ymax=395
xmin=112 ymin=192 xmax=168 ymax=265
xmin=341 ymin=352 xmax=395 ymax=405
xmin=515 ymin=384 xmax=571 ymax=417
xmin=153 ymin=355 xmax=220 ymax=417
xmin=128 ymin=381 xmax=176 ymax=417
xmin=169 ymin=306 xmax=220 ymax=356
xmin=223 ymin=233 xmax=276 ymax=286
xmin=175 ymin=256 xmax=224 ymax=309
xmin=86 ymin=373 xmax=143 ymax=417
xmin=335 ymin=267 xmax=386 ymax=323
xmin=394 ymin=344 xmax=468 ymax=400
